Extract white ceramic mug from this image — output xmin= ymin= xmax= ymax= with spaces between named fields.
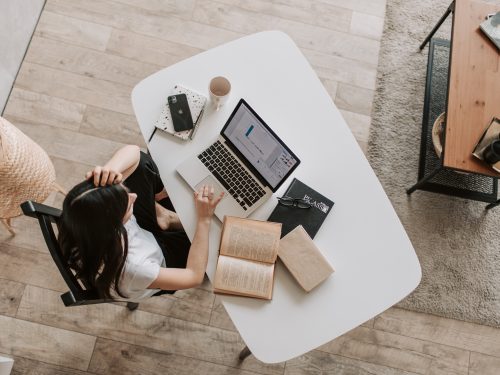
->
xmin=209 ymin=76 xmax=231 ymax=111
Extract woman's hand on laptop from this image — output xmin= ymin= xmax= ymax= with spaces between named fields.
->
xmin=194 ymin=184 xmax=224 ymax=223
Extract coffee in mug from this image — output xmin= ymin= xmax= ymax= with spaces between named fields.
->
xmin=209 ymin=76 xmax=231 ymax=111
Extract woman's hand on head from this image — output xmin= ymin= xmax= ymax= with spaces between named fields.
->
xmin=194 ymin=185 xmax=224 ymax=223
xmin=85 ymin=166 xmax=123 ymax=187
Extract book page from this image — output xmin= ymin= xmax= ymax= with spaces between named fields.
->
xmin=220 ymin=216 xmax=281 ymax=263
xmin=213 ymin=255 xmax=274 ymax=299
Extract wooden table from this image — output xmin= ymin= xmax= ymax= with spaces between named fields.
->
xmin=408 ymin=0 xmax=500 ymax=205
xmin=132 ymin=31 xmax=421 ymax=363
xmin=445 ymin=0 xmax=500 ymax=176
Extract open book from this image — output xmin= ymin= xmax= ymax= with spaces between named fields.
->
xmin=213 ymin=216 xmax=282 ymax=300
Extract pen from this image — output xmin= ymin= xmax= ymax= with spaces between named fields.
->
xmin=189 ymin=107 xmax=205 ymax=140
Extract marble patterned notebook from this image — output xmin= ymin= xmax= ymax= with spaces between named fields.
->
xmin=155 ymin=84 xmax=207 ymax=141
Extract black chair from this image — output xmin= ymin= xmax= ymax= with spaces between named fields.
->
xmin=21 ymin=200 xmax=140 ymax=311
xmin=21 ymin=200 xmax=254 ymax=360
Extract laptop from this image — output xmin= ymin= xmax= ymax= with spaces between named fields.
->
xmin=176 ymin=99 xmax=300 ymax=221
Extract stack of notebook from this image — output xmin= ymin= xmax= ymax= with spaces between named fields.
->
xmin=154 ymin=84 xmax=207 ymax=141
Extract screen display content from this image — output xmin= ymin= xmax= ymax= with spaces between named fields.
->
xmin=223 ymin=103 xmax=298 ymax=189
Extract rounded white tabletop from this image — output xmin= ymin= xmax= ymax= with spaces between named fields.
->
xmin=132 ymin=31 xmax=421 ymax=363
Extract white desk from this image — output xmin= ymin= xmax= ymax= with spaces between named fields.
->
xmin=132 ymin=31 xmax=421 ymax=364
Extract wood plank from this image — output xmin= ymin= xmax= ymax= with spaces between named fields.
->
xmin=25 ymin=36 xmax=162 ymax=87
xmin=80 ymin=106 xmax=146 ymax=148
xmin=111 ymin=0 xmax=196 ymax=19
xmin=358 ymin=140 xmax=368 ymax=155
xmin=45 ymin=0 xmax=242 ymax=50
xmin=334 ymin=83 xmax=374 ymax=116
xmin=374 ymin=307 xmax=500 ymax=358
xmin=15 ymin=62 xmax=134 ymax=115
xmin=316 ymin=0 xmax=386 ymax=17
xmin=340 ymin=109 xmax=371 ymax=144
xmin=192 ymin=0 xmax=380 ymax=65
xmin=49 ymin=156 xmax=98 ymax=210
xmin=17 ymin=285 xmax=285 ymax=375
xmin=284 ymin=349 xmax=418 ymax=375
xmin=0 ymin=243 xmax=66 ymax=292
xmin=35 ymin=10 xmax=111 ymax=51
xmin=443 ymin=0 xmax=500 ymax=175
xmin=3 ymin=88 xmax=86 ymax=132
xmin=0 ymin=214 xmax=52 ymax=254
xmin=469 ymin=352 xmax=500 ymax=375
xmin=303 ymin=48 xmax=377 ymax=90
xmin=106 ymin=29 xmax=202 ymax=67
xmin=136 ymin=285 xmax=215 ymax=325
xmin=6 ymin=117 xmax=125 ymax=167
xmin=0 ymin=279 xmax=25 ymax=317
xmin=320 ymin=79 xmax=339 ymax=102
xmin=88 ymin=338 xmax=261 ymax=375
xmin=318 ymin=325 xmax=470 ymax=374
xmin=9 ymin=356 xmax=93 ymax=375
xmin=214 ymin=0 xmax=353 ymax=33
xmin=0 ymin=315 xmax=96 ymax=371
xmin=209 ymin=296 xmax=237 ymax=331
xmin=350 ymin=12 xmax=385 ymax=40
xmin=51 ymin=157 xmax=94 ymax=194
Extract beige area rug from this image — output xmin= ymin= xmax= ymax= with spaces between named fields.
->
xmin=368 ymin=0 xmax=500 ymax=327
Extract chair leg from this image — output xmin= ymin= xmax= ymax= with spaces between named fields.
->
xmin=486 ymin=200 xmax=500 ymax=210
xmin=1 ymin=218 xmax=15 ymax=235
xmin=53 ymin=182 xmax=67 ymax=196
xmin=238 ymin=345 xmax=252 ymax=361
xmin=126 ymin=302 xmax=139 ymax=311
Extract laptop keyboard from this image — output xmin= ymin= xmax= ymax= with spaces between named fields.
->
xmin=198 ymin=141 xmax=266 ymax=210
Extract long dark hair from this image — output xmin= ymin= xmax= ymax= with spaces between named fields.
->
xmin=58 ymin=179 xmax=130 ymax=299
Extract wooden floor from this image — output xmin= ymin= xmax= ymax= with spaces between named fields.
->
xmin=1 ymin=0 xmax=500 ymax=374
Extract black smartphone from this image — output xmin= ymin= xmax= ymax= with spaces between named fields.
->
xmin=168 ymin=94 xmax=194 ymax=132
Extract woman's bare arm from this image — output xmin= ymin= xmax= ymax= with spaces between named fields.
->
xmin=148 ymin=185 xmax=224 ymax=290
xmin=85 ymin=145 xmax=141 ymax=186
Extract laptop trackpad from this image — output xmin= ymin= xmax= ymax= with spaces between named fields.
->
xmin=194 ymin=175 xmax=226 ymax=199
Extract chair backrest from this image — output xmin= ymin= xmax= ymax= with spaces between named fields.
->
xmin=21 ymin=200 xmax=108 ymax=306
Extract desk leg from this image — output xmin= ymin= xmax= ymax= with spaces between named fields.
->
xmin=407 ymin=166 xmax=442 ymax=195
xmin=419 ymin=0 xmax=455 ymax=50
xmin=239 ymin=346 xmax=252 ymax=361
xmin=126 ymin=302 xmax=139 ymax=311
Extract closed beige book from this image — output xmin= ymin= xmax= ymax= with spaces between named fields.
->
xmin=278 ymin=225 xmax=334 ymax=292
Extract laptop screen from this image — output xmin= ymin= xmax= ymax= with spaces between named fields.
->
xmin=222 ymin=99 xmax=300 ymax=190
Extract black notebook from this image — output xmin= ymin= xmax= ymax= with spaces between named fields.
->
xmin=268 ymin=178 xmax=334 ymax=239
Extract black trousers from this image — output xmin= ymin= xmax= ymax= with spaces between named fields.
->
xmin=124 ymin=152 xmax=190 ymax=270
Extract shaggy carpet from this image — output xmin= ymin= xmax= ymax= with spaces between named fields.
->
xmin=368 ymin=0 xmax=500 ymax=327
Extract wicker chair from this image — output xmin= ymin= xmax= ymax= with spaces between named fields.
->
xmin=0 ymin=117 xmax=65 ymax=234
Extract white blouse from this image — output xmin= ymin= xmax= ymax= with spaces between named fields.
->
xmin=113 ymin=215 xmax=165 ymax=301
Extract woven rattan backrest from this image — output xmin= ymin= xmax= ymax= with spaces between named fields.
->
xmin=0 ymin=117 xmax=56 ymax=219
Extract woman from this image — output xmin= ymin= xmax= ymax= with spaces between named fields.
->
xmin=58 ymin=145 xmax=223 ymax=301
